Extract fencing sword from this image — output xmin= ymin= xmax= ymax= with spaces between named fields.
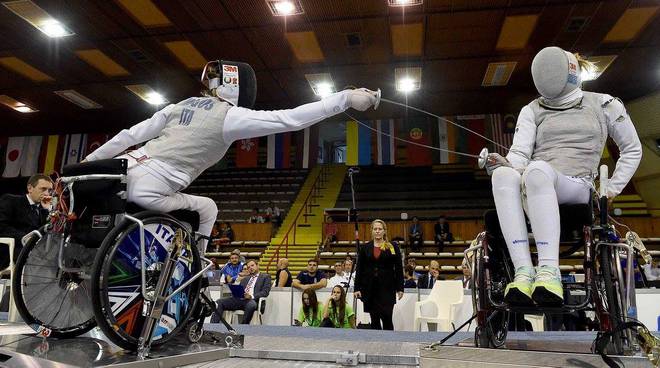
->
xmin=347 ymin=88 xmax=499 ymax=170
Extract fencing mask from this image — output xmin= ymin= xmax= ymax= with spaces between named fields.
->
xmin=201 ymin=60 xmax=257 ymax=108
xmin=531 ymin=46 xmax=581 ymax=100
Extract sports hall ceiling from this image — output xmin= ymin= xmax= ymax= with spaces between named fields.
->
xmin=0 ymin=0 xmax=658 ymax=136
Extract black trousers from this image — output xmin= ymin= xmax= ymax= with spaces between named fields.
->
xmin=210 ymin=297 xmax=258 ymax=324
xmin=369 ymin=310 xmax=394 ymax=330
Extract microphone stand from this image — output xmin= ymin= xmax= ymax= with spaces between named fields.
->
xmin=346 ymin=168 xmax=359 ymax=293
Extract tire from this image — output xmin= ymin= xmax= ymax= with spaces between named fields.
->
xmin=599 ymin=245 xmax=625 ymax=355
xmin=473 ymin=244 xmax=509 ymax=348
xmin=12 ymin=231 xmax=97 ymax=338
xmin=90 ymin=214 xmax=202 ymax=350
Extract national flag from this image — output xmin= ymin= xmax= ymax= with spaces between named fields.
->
xmin=38 ymin=135 xmax=64 ymax=175
xmin=61 ymin=134 xmax=88 ymax=170
xmin=346 ymin=121 xmax=372 ymax=166
xmin=20 ymin=136 xmax=43 ymax=176
xmin=404 ymin=118 xmax=432 ymax=166
xmin=376 ymin=119 xmax=395 ymax=165
xmin=294 ymin=127 xmax=318 ymax=169
xmin=2 ymin=136 xmax=27 ymax=178
xmin=455 ymin=115 xmax=487 ymax=164
xmin=235 ymin=138 xmax=258 ymax=168
xmin=86 ymin=133 xmax=109 ymax=156
xmin=437 ymin=118 xmax=449 ymax=164
xmin=267 ymin=133 xmax=291 ymax=169
xmin=489 ymin=114 xmax=514 ymax=155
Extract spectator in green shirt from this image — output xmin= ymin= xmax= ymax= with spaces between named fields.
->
xmin=321 ymin=286 xmax=355 ymax=329
xmin=295 ymin=289 xmax=323 ymax=327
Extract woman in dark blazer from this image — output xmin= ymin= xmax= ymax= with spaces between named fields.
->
xmin=354 ymin=219 xmax=404 ymax=330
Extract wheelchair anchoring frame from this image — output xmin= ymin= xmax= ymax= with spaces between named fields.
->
xmin=121 ymin=214 xmax=214 ymax=303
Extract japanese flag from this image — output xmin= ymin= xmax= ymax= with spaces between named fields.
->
xmin=2 ymin=136 xmax=26 ymax=178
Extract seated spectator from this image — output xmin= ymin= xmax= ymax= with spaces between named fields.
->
xmin=275 ymin=258 xmax=292 ymax=287
xmin=406 ymin=257 xmax=422 ymax=280
xmin=327 ymin=262 xmax=345 ymax=288
xmin=232 ymin=248 xmax=247 ymax=264
xmin=0 ymin=174 xmax=53 ymax=270
xmin=404 ymin=265 xmax=417 ymax=288
xmin=408 ymin=216 xmax=423 ymax=252
xmin=320 ymin=286 xmax=355 ymax=328
xmin=295 ymin=289 xmax=323 ymax=327
xmin=293 ymin=259 xmax=327 ymax=291
xmin=456 ymin=258 xmax=472 ymax=289
xmin=211 ymin=259 xmax=271 ymax=324
xmin=208 ymin=223 xmax=222 ymax=253
xmin=342 ymin=258 xmax=355 ymax=288
xmin=272 ymin=204 xmax=282 ymax=226
xmin=248 ymin=208 xmax=265 ymax=224
xmin=433 ymin=216 xmax=453 ymax=252
xmin=643 ymin=259 xmax=660 ymax=281
xmin=321 ymin=217 xmax=338 ymax=250
xmin=217 ymin=222 xmax=235 ymax=247
xmin=220 ymin=250 xmax=244 ymax=284
xmin=418 ymin=260 xmax=443 ymax=289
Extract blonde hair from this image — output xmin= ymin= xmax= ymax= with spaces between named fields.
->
xmin=370 ymin=219 xmax=389 ymax=242
xmin=574 ymin=53 xmax=597 ymax=79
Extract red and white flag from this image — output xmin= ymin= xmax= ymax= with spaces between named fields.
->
xmin=3 ymin=136 xmax=26 ymax=178
xmin=86 ymin=133 xmax=108 ymax=156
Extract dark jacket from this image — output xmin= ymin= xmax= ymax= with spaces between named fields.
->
xmin=354 ymin=241 xmax=404 ymax=312
xmin=0 ymin=194 xmax=48 ymax=268
xmin=240 ymin=272 xmax=272 ymax=301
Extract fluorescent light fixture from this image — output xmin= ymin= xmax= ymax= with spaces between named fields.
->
xmin=2 ymin=1 xmax=74 ymax=38
xmin=0 ymin=94 xmax=38 ymax=113
xmin=395 ymin=67 xmax=421 ymax=93
xmin=125 ymin=84 xmax=168 ymax=105
xmin=387 ymin=0 xmax=423 ymax=7
xmin=305 ymin=73 xmax=335 ymax=98
xmin=54 ymin=90 xmax=103 ymax=109
xmin=580 ymin=55 xmax=618 ymax=81
xmin=267 ymin=0 xmax=304 ymax=16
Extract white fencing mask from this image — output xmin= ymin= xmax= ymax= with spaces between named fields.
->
xmin=531 ymin=46 xmax=581 ymax=100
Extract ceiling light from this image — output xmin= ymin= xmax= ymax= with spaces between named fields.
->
xmin=267 ymin=0 xmax=304 ymax=16
xmin=39 ymin=19 xmax=70 ymax=38
xmin=395 ymin=67 xmax=421 ymax=93
xmin=305 ymin=73 xmax=335 ymax=98
xmin=2 ymin=1 xmax=74 ymax=38
xmin=54 ymin=90 xmax=102 ymax=109
xmin=145 ymin=92 xmax=166 ymax=105
xmin=387 ymin=0 xmax=423 ymax=7
xmin=125 ymin=84 xmax=168 ymax=105
xmin=0 ymin=95 xmax=38 ymax=113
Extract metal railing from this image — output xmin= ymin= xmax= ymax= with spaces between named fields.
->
xmin=265 ymin=166 xmax=329 ymax=273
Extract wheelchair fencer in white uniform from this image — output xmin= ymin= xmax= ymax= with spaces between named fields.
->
xmin=484 ymin=47 xmax=642 ymax=306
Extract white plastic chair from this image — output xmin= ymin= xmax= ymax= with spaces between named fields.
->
xmin=524 ymin=314 xmax=545 ymax=332
xmin=413 ymin=280 xmax=463 ymax=331
xmin=0 ymin=237 xmax=17 ymax=322
xmin=224 ymin=298 xmax=266 ymax=325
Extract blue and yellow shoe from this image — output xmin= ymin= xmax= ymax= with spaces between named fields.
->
xmin=504 ymin=266 xmax=535 ymax=305
xmin=532 ymin=265 xmax=564 ymax=306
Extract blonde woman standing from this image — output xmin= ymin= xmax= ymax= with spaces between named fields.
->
xmin=354 ymin=219 xmax=404 ymax=330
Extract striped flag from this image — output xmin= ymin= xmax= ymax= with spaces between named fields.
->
xmin=346 ymin=121 xmax=372 ymax=166
xmin=39 ymin=135 xmax=63 ymax=175
xmin=61 ymin=134 xmax=88 ymax=170
xmin=20 ymin=136 xmax=43 ymax=176
xmin=489 ymin=114 xmax=514 ymax=155
xmin=266 ymin=133 xmax=291 ymax=169
xmin=376 ymin=119 xmax=395 ymax=165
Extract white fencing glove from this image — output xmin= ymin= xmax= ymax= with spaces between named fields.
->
xmin=348 ymin=88 xmax=379 ymax=111
xmin=485 ymin=153 xmax=512 ymax=176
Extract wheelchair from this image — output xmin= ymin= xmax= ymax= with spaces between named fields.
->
xmin=466 ymin=168 xmax=649 ymax=356
xmin=13 ymin=159 xmax=220 ymax=356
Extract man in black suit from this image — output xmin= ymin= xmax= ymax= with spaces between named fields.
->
xmin=211 ymin=259 xmax=271 ymax=324
xmin=418 ymin=260 xmax=444 ymax=289
xmin=0 ymin=174 xmax=53 ymax=270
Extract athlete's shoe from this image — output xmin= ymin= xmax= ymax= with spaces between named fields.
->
xmin=532 ymin=265 xmax=564 ymax=306
xmin=504 ymin=266 xmax=535 ymax=305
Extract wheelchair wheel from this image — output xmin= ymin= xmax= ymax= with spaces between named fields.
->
xmin=12 ymin=231 xmax=97 ymax=338
xmin=473 ymin=244 xmax=510 ymax=348
xmin=598 ymin=245 xmax=625 ymax=355
xmin=90 ymin=213 xmax=202 ymax=350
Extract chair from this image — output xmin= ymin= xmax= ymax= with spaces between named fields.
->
xmin=413 ymin=280 xmax=463 ymax=331
xmin=224 ymin=298 xmax=266 ymax=325
xmin=0 ymin=237 xmax=17 ymax=322
xmin=524 ymin=314 xmax=545 ymax=331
